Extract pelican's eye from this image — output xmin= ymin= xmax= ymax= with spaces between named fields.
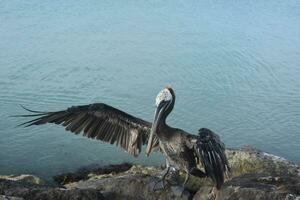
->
xmin=156 ymin=89 xmax=172 ymax=106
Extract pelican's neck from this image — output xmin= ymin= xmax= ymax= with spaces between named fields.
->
xmin=160 ymin=105 xmax=172 ymax=127
xmin=158 ymin=89 xmax=175 ymax=129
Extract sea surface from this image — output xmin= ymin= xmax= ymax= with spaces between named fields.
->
xmin=0 ymin=0 xmax=300 ymax=181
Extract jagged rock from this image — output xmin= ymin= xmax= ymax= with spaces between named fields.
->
xmin=0 ymin=195 xmax=24 ymax=200
xmin=53 ymin=163 xmax=132 ymax=185
xmin=60 ymin=147 xmax=300 ymax=200
xmin=65 ymin=171 xmax=190 ymax=200
xmin=225 ymin=147 xmax=300 ymax=178
xmin=0 ymin=180 xmax=105 ymax=200
xmin=0 ymin=175 xmax=45 ymax=185
xmin=1 ymin=147 xmax=299 ymax=200
xmin=193 ymin=173 xmax=300 ymax=200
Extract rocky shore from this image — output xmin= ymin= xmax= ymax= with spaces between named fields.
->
xmin=1 ymin=147 xmax=299 ymax=200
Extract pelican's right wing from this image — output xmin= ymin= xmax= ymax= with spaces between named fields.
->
xmin=188 ymin=128 xmax=230 ymax=189
xmin=15 ymin=103 xmax=159 ymax=157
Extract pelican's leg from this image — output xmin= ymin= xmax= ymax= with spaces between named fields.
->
xmin=172 ymin=167 xmax=207 ymax=197
xmin=159 ymin=166 xmax=170 ymax=188
xmin=171 ymin=170 xmax=190 ymax=197
xmin=160 ymin=159 xmax=171 ymax=187
xmin=152 ymin=159 xmax=171 ymax=191
xmin=182 ymin=171 xmax=190 ymax=188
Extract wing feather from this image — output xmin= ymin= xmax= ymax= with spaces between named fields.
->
xmin=15 ymin=103 xmax=159 ymax=157
xmin=191 ymin=128 xmax=230 ymax=189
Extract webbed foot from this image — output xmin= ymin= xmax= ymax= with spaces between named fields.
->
xmin=150 ymin=178 xmax=168 ymax=191
xmin=171 ymin=186 xmax=186 ymax=197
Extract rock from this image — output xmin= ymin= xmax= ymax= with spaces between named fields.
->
xmin=63 ymin=165 xmax=190 ymax=200
xmin=60 ymin=147 xmax=300 ymax=200
xmin=0 ymin=180 xmax=105 ymax=200
xmin=53 ymin=163 xmax=132 ymax=185
xmin=193 ymin=173 xmax=300 ymax=200
xmin=225 ymin=147 xmax=300 ymax=178
xmin=1 ymin=147 xmax=299 ymax=200
xmin=24 ymin=188 xmax=105 ymax=200
xmin=0 ymin=175 xmax=45 ymax=185
xmin=0 ymin=195 xmax=24 ymax=200
xmin=66 ymin=173 xmax=190 ymax=200
xmin=192 ymin=147 xmax=300 ymax=200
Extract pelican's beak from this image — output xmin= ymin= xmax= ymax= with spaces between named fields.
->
xmin=145 ymin=101 xmax=168 ymax=156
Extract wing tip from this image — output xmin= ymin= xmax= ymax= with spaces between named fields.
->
xmin=19 ymin=104 xmax=47 ymax=113
xmin=11 ymin=105 xmax=50 ymax=127
xmin=11 ymin=105 xmax=48 ymax=118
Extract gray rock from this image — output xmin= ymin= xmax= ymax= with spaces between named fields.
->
xmin=0 ymin=175 xmax=45 ymax=185
xmin=62 ymin=147 xmax=300 ymax=200
xmin=53 ymin=163 xmax=132 ymax=185
xmin=225 ymin=147 xmax=300 ymax=178
xmin=66 ymin=173 xmax=190 ymax=200
xmin=0 ymin=195 xmax=24 ymax=200
xmin=0 ymin=180 xmax=105 ymax=200
xmin=1 ymin=147 xmax=299 ymax=200
xmin=193 ymin=173 xmax=300 ymax=200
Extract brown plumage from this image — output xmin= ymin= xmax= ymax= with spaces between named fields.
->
xmin=16 ymin=103 xmax=159 ymax=157
xmin=15 ymin=87 xmax=230 ymax=193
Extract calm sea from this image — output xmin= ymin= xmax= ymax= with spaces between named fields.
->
xmin=0 ymin=0 xmax=299 ymax=181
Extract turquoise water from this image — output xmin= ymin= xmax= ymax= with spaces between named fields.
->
xmin=0 ymin=1 xmax=300 ymax=181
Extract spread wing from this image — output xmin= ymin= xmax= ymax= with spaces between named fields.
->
xmin=190 ymin=128 xmax=230 ymax=189
xmin=15 ymin=103 xmax=159 ymax=157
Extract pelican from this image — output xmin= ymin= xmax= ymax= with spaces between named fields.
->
xmin=16 ymin=86 xmax=229 ymax=194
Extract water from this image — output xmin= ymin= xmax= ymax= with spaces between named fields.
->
xmin=0 ymin=0 xmax=300 ymax=181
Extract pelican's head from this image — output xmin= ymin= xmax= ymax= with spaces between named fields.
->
xmin=154 ymin=86 xmax=175 ymax=115
xmin=155 ymin=87 xmax=173 ymax=107
xmin=146 ymin=86 xmax=175 ymax=156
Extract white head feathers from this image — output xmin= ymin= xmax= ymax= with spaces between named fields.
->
xmin=155 ymin=88 xmax=173 ymax=106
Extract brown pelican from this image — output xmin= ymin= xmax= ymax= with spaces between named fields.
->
xmin=16 ymin=86 xmax=229 ymax=194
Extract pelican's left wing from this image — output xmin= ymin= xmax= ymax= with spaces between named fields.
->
xmin=15 ymin=103 xmax=159 ymax=157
